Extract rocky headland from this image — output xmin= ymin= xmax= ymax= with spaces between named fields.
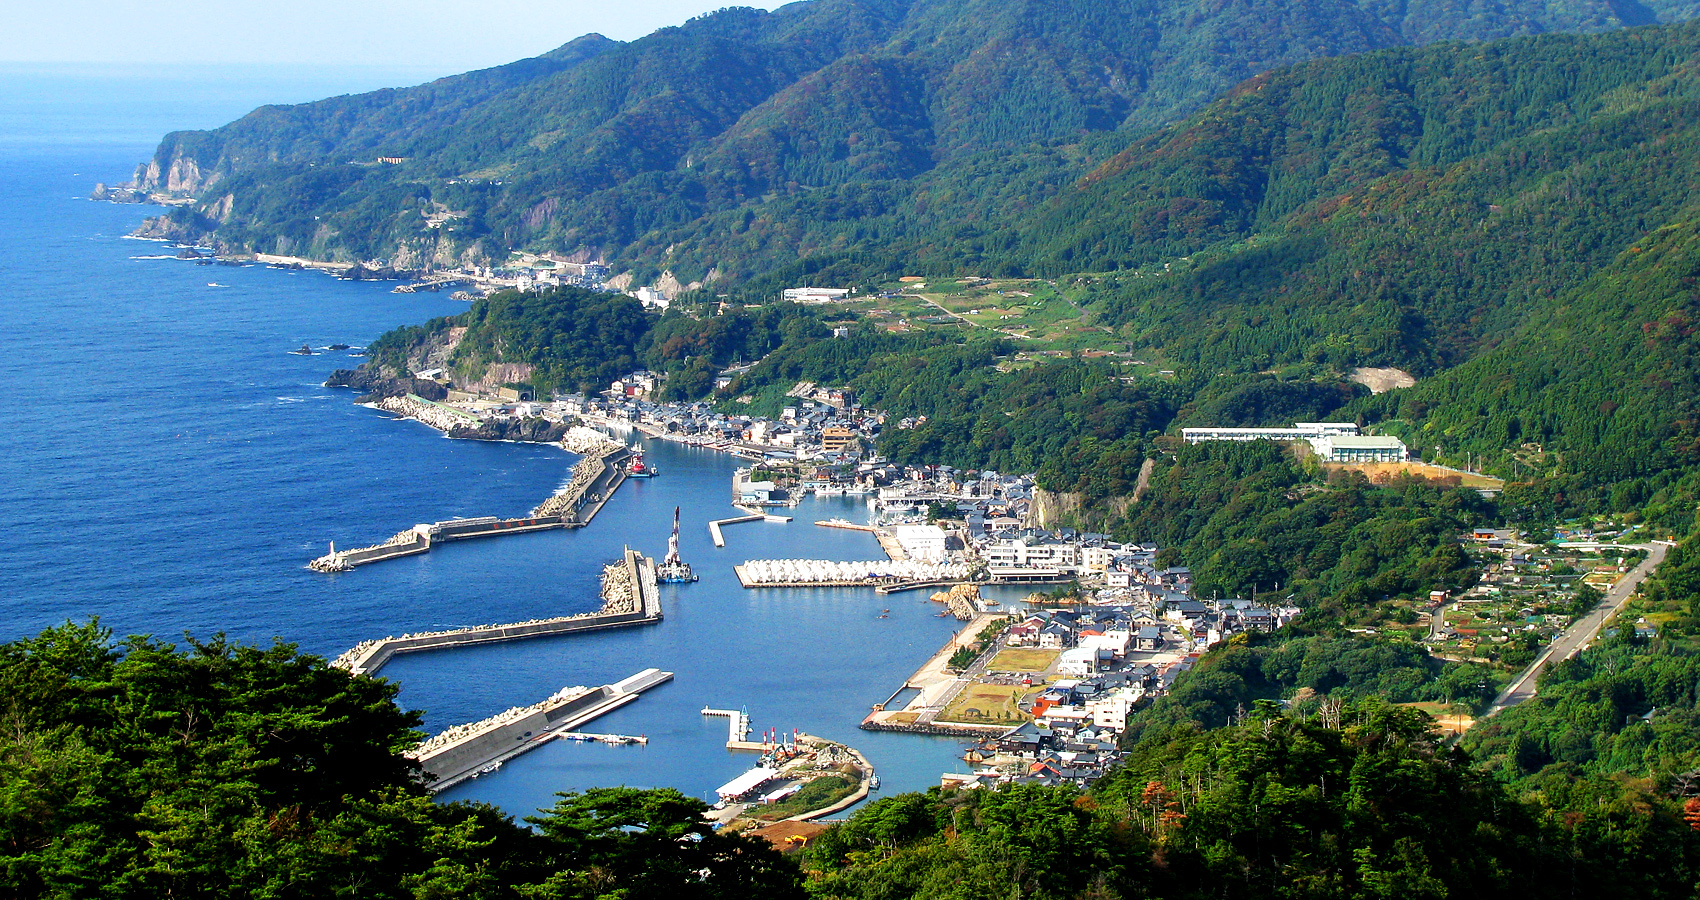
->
xmin=326 ymin=366 xmax=569 ymax=444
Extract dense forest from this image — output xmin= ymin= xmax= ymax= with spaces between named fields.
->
xmin=0 ymin=621 xmax=798 ymax=899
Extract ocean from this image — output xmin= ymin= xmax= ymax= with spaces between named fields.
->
xmin=0 ymin=64 xmax=980 ymax=816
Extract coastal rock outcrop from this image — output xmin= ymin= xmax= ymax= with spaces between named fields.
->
xmin=447 ymin=417 xmax=569 ymax=443
xmin=325 ymin=367 xmax=448 ymax=403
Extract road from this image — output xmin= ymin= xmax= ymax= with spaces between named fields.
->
xmin=1483 ymin=542 xmax=1669 ymax=716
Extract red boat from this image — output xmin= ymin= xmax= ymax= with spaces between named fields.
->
xmin=627 ymin=452 xmax=658 ymax=478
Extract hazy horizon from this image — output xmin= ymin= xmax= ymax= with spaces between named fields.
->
xmin=6 ymin=0 xmax=793 ymax=75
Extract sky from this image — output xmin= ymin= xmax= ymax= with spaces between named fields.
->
xmin=4 ymin=0 xmax=795 ymax=74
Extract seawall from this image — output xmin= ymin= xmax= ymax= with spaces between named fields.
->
xmin=334 ymin=548 xmax=663 ymax=675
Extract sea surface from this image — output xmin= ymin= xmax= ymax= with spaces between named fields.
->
xmin=0 ymin=66 xmax=979 ymax=817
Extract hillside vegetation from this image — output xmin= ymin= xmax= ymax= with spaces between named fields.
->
xmin=135 ymin=0 xmax=1693 ymax=276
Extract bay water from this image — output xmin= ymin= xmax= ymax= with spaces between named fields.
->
xmin=0 ymin=65 xmax=981 ymax=817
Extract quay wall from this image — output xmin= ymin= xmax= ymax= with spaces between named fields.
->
xmin=859 ymin=719 xmax=1012 ymax=737
xmin=339 ymin=548 xmax=662 ymax=675
xmin=417 ymin=669 xmax=673 ymax=792
xmin=420 ymin=694 xmax=589 ymax=790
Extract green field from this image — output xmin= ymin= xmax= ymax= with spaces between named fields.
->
xmin=985 ymin=647 xmax=1059 ymax=674
xmin=938 ymin=682 xmax=1037 ymax=725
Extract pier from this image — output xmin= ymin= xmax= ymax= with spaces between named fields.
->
xmin=733 ymin=559 xmax=973 ymax=588
xmin=332 ymin=548 xmax=662 ymax=676
xmin=309 ymin=446 xmax=628 ymax=573
xmin=707 ymin=513 xmax=792 ymax=548
xmin=411 ymin=668 xmax=673 ymax=792
xmin=815 ymin=519 xmax=878 ymax=533
xmin=703 ymin=706 xmax=768 ymax=750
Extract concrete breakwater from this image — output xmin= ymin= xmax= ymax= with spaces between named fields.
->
xmin=411 ymin=668 xmax=674 ymax=792
xmin=708 ymin=513 xmax=792 ymax=548
xmin=308 ymin=446 xmax=628 ymax=572
xmin=332 ymin=548 xmax=662 ymax=676
xmin=734 ymin=559 xmax=973 ymax=588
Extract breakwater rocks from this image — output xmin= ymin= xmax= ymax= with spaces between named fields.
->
xmin=329 ymin=549 xmax=662 ymax=676
xmin=533 ymin=447 xmax=620 ymax=518
xmin=377 ymin=394 xmax=480 ymax=432
xmin=374 ymin=393 xmax=573 ymax=444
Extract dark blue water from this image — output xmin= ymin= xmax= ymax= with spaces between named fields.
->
xmin=0 ymin=67 xmax=976 ymax=818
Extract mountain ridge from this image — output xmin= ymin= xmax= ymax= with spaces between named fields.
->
xmin=129 ymin=0 xmax=1693 ymax=272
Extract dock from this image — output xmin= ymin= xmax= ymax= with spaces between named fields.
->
xmin=707 ymin=513 xmax=792 ymax=548
xmin=815 ymin=519 xmax=878 ymax=532
xmin=703 ymin=706 xmax=769 ymax=751
xmin=309 ymin=447 xmax=628 ymax=573
xmin=411 ymin=668 xmax=673 ymax=792
xmin=875 ymin=578 xmax=973 ymax=595
xmin=733 ymin=559 xmax=973 ymax=588
xmin=860 ymin=611 xmax=1014 ymax=737
xmin=332 ymin=548 xmax=662 ymax=676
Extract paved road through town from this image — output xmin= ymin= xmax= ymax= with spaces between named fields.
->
xmin=1484 ymin=542 xmax=1670 ymax=716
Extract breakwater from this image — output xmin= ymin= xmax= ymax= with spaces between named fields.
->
xmin=332 ymin=548 xmax=662 ymax=675
xmin=707 ymin=513 xmax=792 ymax=547
xmin=377 ymin=393 xmax=480 ymax=431
xmin=411 ymin=667 xmax=673 ymax=792
xmin=309 ymin=446 xmax=628 ymax=572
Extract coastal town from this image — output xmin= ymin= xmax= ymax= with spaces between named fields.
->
xmin=354 ymin=367 xmax=1608 ymax=800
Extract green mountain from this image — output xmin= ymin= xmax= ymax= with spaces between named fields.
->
xmin=133 ymin=0 xmax=1691 ymax=271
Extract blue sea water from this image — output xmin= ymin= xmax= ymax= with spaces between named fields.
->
xmin=0 ymin=66 xmax=979 ymax=817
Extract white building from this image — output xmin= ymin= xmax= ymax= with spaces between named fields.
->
xmin=633 ymin=286 xmax=670 ymax=310
xmin=1087 ymin=687 xmax=1143 ymax=731
xmin=1311 ymin=434 xmax=1407 ymax=463
xmin=1057 ymin=647 xmax=1098 ymax=676
xmin=982 ymin=538 xmax=1082 ymax=572
xmin=1081 ymin=546 xmax=1117 ymax=573
xmin=782 ymin=287 xmax=851 ymax=303
xmin=1181 ymin=422 xmax=1359 ymax=444
xmin=891 ymin=524 xmax=948 ymax=562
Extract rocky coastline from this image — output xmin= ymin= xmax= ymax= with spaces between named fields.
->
xmin=327 ymin=366 xmax=569 ymax=444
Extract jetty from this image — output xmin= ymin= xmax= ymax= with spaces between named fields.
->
xmin=309 ymin=446 xmax=628 ymax=572
xmin=411 ymin=667 xmax=672 ymax=792
xmin=703 ymin=706 xmax=767 ymax=751
xmin=332 ymin=547 xmax=662 ymax=676
xmin=707 ymin=513 xmax=791 ymax=548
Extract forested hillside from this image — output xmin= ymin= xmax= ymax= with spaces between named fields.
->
xmin=9 ymin=616 xmax=1700 ymax=899
xmin=132 ymin=0 xmax=1692 ymax=273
